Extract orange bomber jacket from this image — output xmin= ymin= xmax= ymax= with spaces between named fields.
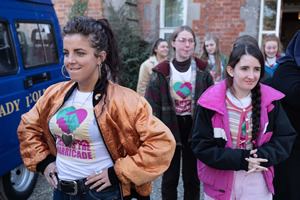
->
xmin=17 ymin=80 xmax=176 ymax=197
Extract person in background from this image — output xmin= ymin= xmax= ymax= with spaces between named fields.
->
xmin=261 ymin=34 xmax=284 ymax=77
xmin=192 ymin=43 xmax=296 ymax=200
xmin=233 ymin=34 xmax=259 ymax=48
xmin=136 ymin=38 xmax=169 ymax=96
xmin=200 ymin=34 xmax=228 ymax=84
xmin=272 ymin=30 xmax=300 ymax=200
xmin=145 ymin=25 xmax=214 ymax=200
xmin=233 ymin=34 xmax=272 ymax=85
xmin=17 ymin=16 xmax=176 ymax=200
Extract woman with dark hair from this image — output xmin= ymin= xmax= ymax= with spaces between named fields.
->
xmin=200 ymin=34 xmax=228 ymax=84
xmin=145 ymin=25 xmax=213 ymax=200
xmin=192 ymin=43 xmax=296 ymax=199
xmin=233 ymin=34 xmax=273 ymax=85
xmin=137 ymin=38 xmax=169 ymax=96
xmin=17 ymin=16 xmax=175 ymax=200
xmin=233 ymin=34 xmax=259 ymax=48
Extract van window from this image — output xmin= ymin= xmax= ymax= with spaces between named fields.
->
xmin=15 ymin=22 xmax=59 ymax=68
xmin=0 ymin=22 xmax=17 ymax=76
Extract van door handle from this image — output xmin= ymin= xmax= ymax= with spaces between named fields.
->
xmin=24 ymin=72 xmax=51 ymax=89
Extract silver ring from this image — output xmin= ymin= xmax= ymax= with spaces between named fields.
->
xmin=49 ymin=172 xmax=53 ymax=178
xmin=95 ymin=170 xmax=103 ymax=175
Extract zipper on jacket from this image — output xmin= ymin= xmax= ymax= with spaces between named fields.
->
xmin=48 ymin=82 xmax=78 ymax=142
xmin=93 ymin=111 xmax=124 ymax=200
xmin=48 ymin=103 xmax=64 ymax=141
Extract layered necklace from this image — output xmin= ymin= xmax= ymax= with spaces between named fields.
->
xmin=61 ymin=88 xmax=93 ymax=147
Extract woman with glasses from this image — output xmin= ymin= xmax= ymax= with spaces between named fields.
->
xmin=137 ymin=38 xmax=169 ymax=96
xmin=145 ymin=25 xmax=214 ymax=200
xmin=200 ymin=34 xmax=228 ymax=84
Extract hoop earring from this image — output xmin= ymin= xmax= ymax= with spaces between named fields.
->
xmin=61 ymin=65 xmax=70 ymax=79
xmin=98 ymin=63 xmax=102 ymax=76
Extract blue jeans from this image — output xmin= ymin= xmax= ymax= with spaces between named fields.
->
xmin=53 ymin=184 xmax=121 ymax=200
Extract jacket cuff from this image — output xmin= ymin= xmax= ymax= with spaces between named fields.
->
xmin=108 ymin=166 xmax=121 ymax=185
xmin=240 ymin=150 xmax=251 ymax=171
xmin=255 ymin=150 xmax=268 ymax=167
xmin=36 ymin=154 xmax=56 ymax=174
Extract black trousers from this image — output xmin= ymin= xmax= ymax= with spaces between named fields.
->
xmin=161 ymin=115 xmax=200 ymax=200
xmin=273 ymin=150 xmax=300 ymax=200
xmin=123 ymin=189 xmax=150 ymax=200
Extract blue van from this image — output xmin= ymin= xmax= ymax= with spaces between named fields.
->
xmin=0 ymin=0 xmax=65 ymax=199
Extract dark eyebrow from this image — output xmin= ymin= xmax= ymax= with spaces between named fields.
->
xmin=62 ymin=48 xmax=87 ymax=52
xmin=74 ymin=48 xmax=87 ymax=51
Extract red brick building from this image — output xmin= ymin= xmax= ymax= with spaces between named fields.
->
xmin=53 ymin=0 xmax=300 ymax=57
xmin=52 ymin=0 xmax=104 ymax=29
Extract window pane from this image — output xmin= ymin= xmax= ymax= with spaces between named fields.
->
xmin=164 ymin=33 xmax=172 ymax=57
xmin=263 ymin=0 xmax=277 ymax=31
xmin=15 ymin=22 xmax=59 ymax=68
xmin=0 ymin=22 xmax=17 ymax=76
xmin=165 ymin=0 xmax=184 ymax=27
xmin=164 ymin=33 xmax=172 ymax=43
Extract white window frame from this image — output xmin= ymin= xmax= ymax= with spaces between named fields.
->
xmin=159 ymin=0 xmax=188 ymax=39
xmin=258 ymin=0 xmax=282 ymax=47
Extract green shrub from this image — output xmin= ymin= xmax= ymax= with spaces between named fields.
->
xmin=107 ymin=4 xmax=151 ymax=90
xmin=68 ymin=0 xmax=89 ymax=19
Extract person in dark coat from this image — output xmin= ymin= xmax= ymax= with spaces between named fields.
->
xmin=272 ymin=30 xmax=300 ymax=200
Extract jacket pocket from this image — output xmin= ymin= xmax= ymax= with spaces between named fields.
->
xmin=202 ymin=182 xmax=228 ymax=200
xmin=197 ymin=159 xmax=229 ymax=189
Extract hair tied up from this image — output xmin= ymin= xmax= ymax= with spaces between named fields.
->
xmin=98 ymin=18 xmax=109 ymax=26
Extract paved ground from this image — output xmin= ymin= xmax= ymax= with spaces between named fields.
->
xmin=28 ymin=173 xmax=203 ymax=200
xmin=28 ymin=174 xmax=53 ymax=200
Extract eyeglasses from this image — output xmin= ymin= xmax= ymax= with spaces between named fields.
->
xmin=175 ymin=38 xmax=195 ymax=44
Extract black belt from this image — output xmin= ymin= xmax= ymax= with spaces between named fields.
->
xmin=57 ymin=178 xmax=92 ymax=196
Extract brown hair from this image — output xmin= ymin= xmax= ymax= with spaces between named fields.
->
xmin=150 ymin=38 xmax=167 ymax=57
xmin=170 ymin=25 xmax=196 ymax=59
xmin=200 ymin=34 xmax=222 ymax=81
xmin=261 ymin=34 xmax=283 ymax=59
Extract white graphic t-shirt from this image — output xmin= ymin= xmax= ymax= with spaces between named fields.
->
xmin=170 ymin=62 xmax=192 ymax=115
xmin=49 ymin=88 xmax=113 ymax=180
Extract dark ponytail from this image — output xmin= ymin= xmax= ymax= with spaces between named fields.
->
xmin=62 ymin=16 xmax=122 ymax=114
xmin=251 ymin=83 xmax=261 ymax=143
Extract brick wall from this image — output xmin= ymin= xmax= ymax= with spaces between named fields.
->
xmin=194 ymin=0 xmax=246 ymax=57
xmin=136 ymin=0 xmax=247 ymax=57
xmin=53 ymin=0 xmax=247 ymax=57
xmin=52 ymin=0 xmax=104 ymax=28
xmin=137 ymin=0 xmax=152 ymax=40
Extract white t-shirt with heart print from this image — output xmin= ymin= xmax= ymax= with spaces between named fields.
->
xmin=170 ymin=62 xmax=192 ymax=116
xmin=49 ymin=88 xmax=113 ymax=180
